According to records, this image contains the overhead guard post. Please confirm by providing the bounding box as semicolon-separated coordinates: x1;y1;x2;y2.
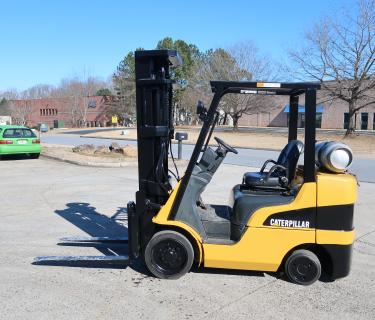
288;95;299;142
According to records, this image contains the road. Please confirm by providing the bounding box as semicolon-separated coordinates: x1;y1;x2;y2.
0;158;374;319
42;133;375;183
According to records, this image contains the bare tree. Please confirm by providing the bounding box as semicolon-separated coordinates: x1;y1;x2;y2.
21;84;55;99
55;75;108;127
190;43;278;129
0;89;20;100
9;100;33;125
289;0;375;134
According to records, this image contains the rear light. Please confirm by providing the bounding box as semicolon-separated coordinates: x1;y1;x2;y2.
0;140;13;144
32;139;40;144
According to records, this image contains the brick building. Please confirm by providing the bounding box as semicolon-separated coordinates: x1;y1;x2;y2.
10;96;110;128
238;91;375;130
7;89;375;130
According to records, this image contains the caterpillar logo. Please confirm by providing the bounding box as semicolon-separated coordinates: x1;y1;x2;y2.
270;219;310;228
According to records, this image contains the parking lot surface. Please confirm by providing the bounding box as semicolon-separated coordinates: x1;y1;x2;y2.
1;158;375;320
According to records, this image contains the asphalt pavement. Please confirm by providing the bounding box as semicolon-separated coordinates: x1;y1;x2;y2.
42;133;375;183
0;158;374;319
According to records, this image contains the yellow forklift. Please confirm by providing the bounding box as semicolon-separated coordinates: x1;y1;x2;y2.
126;50;357;285
35;50;356;286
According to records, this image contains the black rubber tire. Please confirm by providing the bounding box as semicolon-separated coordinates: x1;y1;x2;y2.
285;249;321;285
30;153;40;159
144;230;194;280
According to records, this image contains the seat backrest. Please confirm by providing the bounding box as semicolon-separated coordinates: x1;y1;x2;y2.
276;140;304;182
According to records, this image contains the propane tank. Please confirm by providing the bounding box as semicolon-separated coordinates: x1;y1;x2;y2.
315;141;353;173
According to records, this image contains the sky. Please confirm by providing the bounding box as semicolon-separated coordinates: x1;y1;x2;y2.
0;0;355;91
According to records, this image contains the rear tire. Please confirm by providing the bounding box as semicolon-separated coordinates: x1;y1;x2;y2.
30;153;40;159
144;230;194;279
285;249;321;285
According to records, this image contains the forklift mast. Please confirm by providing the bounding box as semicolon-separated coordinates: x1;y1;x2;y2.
128;50;182;258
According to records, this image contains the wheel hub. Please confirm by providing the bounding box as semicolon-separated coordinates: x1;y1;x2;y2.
152;239;187;275
290;257;318;283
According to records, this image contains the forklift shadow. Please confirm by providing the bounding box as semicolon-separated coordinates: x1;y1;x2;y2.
191;267;267;278
44;203;291;280
48;202;130;269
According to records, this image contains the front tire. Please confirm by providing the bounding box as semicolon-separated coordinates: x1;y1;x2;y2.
144;230;194;279
285;249;321;285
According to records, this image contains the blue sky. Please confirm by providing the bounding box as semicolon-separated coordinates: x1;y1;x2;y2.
0;0;354;91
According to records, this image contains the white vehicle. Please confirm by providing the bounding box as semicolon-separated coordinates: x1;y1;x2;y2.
0;116;12;125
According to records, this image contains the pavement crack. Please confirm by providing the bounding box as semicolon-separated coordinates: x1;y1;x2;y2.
355;228;375;241
198;278;278;320
357;239;375;247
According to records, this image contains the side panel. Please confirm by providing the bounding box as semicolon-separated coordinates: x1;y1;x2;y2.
248;182;317;228
203;183;317;271
203;227;315;271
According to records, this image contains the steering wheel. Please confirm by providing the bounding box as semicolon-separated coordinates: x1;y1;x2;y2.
214;137;238;154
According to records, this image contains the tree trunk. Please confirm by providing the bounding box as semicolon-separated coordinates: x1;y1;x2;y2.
346;101;356;136
232;115;239;131
223;113;228;125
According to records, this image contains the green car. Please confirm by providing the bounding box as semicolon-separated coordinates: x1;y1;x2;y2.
0;125;41;159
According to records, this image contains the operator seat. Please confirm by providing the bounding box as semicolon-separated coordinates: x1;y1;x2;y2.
243;140;304;189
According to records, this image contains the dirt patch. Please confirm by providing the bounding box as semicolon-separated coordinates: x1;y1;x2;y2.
41;143;137;166
71;143;138;158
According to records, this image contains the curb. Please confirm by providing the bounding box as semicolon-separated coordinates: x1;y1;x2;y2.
40;153;137;168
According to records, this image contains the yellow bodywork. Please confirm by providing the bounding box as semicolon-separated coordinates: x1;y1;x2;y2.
316;172;357;206
152;172;357;272
203;228;315;271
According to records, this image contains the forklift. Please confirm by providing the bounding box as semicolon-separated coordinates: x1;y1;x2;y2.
35;50;356;285
126;50;357;285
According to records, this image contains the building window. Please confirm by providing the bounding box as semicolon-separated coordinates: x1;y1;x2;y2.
298;114;305;128
316;113;322;128
40;108;58;116
361;112;368;130
88;100;97;108
344;113;349;129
